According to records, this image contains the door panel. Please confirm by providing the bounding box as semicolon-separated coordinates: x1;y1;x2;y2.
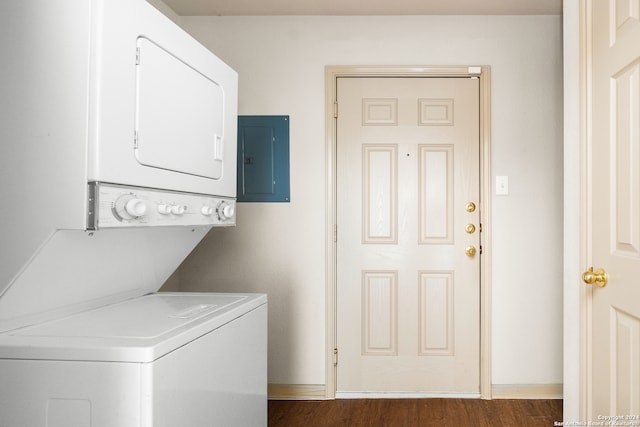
135;37;224;180
362;144;398;243
336;77;480;393
419;145;454;244
588;0;640;417
362;270;398;355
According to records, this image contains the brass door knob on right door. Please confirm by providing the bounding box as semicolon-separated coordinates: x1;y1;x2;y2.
582;267;608;288
465;246;476;257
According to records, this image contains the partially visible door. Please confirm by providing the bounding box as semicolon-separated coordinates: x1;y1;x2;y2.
336;77;480;394
586;0;640;417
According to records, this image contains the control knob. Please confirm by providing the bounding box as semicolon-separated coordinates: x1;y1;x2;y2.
113;194;148;221
171;204;186;215
125;198;147;217
201;206;214;216
157;204;172;215
217;201;235;221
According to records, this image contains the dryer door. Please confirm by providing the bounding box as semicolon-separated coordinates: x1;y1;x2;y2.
134;37;224;180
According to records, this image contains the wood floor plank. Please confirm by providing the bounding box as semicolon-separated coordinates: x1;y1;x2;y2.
268;399;563;427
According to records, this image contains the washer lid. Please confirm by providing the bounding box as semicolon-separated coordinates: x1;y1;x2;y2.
0;292;266;363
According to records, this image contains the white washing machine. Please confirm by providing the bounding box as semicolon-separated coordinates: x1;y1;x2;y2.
0;292;267;427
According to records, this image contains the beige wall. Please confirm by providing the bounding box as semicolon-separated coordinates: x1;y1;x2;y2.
168;15;563;388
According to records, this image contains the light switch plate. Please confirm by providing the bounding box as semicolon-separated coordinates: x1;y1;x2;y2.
496;176;509;195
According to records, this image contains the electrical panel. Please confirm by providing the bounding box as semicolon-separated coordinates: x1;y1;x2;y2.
237;116;290;202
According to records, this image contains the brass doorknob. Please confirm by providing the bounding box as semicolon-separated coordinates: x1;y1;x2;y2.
465;202;476;213
582;267;608;288
465;224;476;234
465;246;476;257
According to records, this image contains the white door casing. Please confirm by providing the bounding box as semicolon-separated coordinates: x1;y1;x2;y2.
336;69;489;397
325;66;492;399
583;0;640;419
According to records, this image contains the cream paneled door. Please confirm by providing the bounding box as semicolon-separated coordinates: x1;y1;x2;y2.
336;77;480;394
587;0;640;418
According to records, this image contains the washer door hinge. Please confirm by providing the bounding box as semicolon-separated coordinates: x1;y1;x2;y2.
334;102;338;119
333;348;338;366
136;47;141;65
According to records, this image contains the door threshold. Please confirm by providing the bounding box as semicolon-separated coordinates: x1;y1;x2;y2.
335;391;481;399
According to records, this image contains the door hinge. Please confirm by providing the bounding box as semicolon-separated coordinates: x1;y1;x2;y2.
334;102;338;119
334;224;338;242
134;131;139;149
135;47;141;65
333;348;338;366
479;245;483;255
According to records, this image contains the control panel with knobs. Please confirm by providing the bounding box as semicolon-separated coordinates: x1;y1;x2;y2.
88;182;236;230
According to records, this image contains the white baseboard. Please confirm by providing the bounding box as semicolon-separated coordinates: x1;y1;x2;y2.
491;383;563;399
268;384;327;400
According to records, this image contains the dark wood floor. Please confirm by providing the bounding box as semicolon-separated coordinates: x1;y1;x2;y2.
269;398;563;427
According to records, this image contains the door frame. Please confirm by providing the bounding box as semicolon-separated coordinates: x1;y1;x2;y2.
578;1;591;420
563;1;587;419
324;65;493;399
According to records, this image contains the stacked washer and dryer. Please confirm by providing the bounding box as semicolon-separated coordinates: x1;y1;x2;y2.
0;1;267;426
